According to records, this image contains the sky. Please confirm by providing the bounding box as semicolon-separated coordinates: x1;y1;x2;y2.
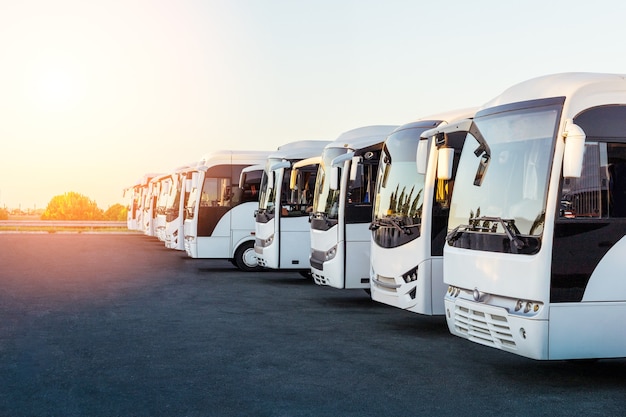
1;0;626;210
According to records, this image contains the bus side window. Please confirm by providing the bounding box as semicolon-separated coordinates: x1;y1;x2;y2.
560;142;626;219
607;143;626;217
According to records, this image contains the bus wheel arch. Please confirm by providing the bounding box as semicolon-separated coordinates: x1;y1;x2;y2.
233;240;262;272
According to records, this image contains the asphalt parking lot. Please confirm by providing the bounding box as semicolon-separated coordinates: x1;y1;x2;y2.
1;233;625;417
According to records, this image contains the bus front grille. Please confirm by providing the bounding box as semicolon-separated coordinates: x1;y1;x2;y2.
453;304;516;349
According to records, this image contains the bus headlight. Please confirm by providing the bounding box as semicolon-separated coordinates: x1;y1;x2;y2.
446;286;461;298
256;234;274;248
324;246;337;261
513;298;542;316
402;266;418;283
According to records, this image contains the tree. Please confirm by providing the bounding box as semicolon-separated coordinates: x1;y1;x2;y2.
104;203;128;221
41;192;105;220
0;207;8;220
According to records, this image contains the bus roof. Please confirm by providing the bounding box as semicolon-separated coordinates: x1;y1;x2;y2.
267;140;331;161
393;107;478;133
480;72;626;117
327;125;399;150
197;150;272;167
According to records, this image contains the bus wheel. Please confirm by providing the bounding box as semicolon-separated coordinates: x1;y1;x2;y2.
234;241;261;272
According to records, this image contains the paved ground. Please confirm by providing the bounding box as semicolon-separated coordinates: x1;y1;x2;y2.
0;234;625;417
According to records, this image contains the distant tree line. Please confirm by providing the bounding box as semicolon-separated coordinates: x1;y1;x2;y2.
40;192;127;221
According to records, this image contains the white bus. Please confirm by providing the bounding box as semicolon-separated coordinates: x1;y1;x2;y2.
183;150;270;270
369;109;477;314
124;173;160;232
155;173;173;242
254;141;330;271
165;163;199;250
143;173;168;237
310;125;398;289
444;72;626;360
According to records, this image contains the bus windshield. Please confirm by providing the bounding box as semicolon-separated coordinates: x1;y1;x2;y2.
258;158;281;215
312;148;348;221
448;102;561;251
372;127;427;248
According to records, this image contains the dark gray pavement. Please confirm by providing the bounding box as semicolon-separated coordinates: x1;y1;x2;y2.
0;234;625;417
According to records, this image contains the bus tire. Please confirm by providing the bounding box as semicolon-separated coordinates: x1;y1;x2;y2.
233;241;261;272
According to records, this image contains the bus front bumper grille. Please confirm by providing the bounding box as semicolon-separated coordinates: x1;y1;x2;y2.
453;300;516;350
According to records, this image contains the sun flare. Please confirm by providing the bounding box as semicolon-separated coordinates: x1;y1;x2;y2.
29;63;86;112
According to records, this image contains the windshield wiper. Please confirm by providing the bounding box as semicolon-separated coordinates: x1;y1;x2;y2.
476;216;526;249
369;217;418;235
447;216;526;250
446;224;466;244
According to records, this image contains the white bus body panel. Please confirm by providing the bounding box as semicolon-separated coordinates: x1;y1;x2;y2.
255;218;278;267
258;216;313;269
344;223;373;289
310;224;344;288
156;213;167;241
278;217;312;268
370;237;445;315
582;236;626;302
190;202;258;258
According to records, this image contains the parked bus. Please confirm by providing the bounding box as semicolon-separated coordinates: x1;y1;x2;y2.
444;72;626;360
164;163;199;250
310;125;398;289
183;150;270;270
254;141;330;271
369;108;477;314
155;173;173;242
143;173;168;237
124;173;160;232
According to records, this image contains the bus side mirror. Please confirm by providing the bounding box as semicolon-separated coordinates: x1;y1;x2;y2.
330;166;339;191
437;147;454;180
563;122;586;178
349;156;362;182
290;169;298;190
416;138;429;174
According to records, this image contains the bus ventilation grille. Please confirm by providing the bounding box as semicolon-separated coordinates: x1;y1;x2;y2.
453;305;516;349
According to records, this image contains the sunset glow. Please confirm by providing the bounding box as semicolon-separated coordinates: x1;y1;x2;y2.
1;0;625;211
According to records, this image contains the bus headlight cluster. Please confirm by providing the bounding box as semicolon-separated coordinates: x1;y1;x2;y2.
256;234;274;248
447;286;461;298
324;246;337;261
402;266;419;283
514;299;542;314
